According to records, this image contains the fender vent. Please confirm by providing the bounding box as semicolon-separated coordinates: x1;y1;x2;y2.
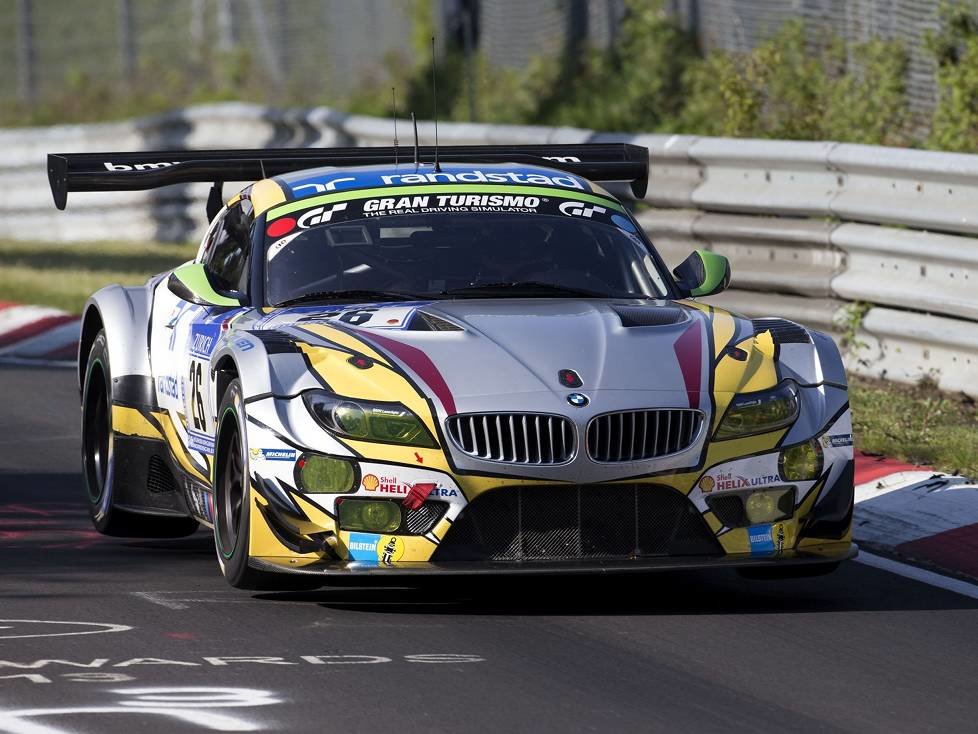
751;318;810;344
612;304;687;328
244;330;299;353
147;455;177;494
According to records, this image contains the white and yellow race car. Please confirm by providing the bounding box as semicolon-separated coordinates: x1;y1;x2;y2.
50;144;855;588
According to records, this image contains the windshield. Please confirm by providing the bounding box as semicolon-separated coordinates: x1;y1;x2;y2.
263;192;671;306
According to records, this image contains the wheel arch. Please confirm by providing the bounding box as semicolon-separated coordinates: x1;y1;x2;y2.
79;284;155;402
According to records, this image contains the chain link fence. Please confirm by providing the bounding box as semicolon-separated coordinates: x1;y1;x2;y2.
0;0;951;132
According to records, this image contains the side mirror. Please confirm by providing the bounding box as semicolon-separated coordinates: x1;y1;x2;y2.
167;263;243;307
672;250;731;298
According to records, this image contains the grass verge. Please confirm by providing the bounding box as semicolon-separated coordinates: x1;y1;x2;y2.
0;239;196;313
850;375;978;478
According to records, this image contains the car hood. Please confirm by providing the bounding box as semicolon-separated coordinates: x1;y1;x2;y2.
258;298;767;416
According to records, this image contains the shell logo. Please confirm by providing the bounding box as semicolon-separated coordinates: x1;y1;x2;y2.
361;474;379;491
698;475;715;493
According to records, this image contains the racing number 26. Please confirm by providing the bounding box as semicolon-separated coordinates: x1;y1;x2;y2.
189;360;206;431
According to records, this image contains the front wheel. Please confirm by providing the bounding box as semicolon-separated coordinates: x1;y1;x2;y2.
213;379;320;591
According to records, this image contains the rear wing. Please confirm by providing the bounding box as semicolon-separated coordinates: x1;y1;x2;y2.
47;143;649;211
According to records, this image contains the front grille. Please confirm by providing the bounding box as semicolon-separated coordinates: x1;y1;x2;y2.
446;413;575;464
586;409;703;463
433;484;721;562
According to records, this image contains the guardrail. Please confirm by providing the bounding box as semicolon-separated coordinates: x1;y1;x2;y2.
2;102;976;395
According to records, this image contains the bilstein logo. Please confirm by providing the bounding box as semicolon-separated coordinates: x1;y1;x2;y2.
297;202;348;228
559;201;606;218
104;161;180;171
567;393;589;407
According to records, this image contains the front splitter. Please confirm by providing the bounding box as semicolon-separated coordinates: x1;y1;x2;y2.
250;543;857;577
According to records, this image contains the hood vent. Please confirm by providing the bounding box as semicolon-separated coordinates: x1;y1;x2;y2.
409;311;463;331
612;304;687;328
244;330;299;354
751;318;810;344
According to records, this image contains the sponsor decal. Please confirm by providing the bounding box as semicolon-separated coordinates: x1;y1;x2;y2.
233;337;255;352
380;535;405;565
266;216;296;238
297;202;348;228
103;160;179;171
360;474;457;498
186;485;213;522
709;471;780;491
698;475;715;493
821;433;853;449
747;524;776;555
189;323;220;359
362;193;540;214
558;200;607;218
249;448;297;462
291;176;356;196
156;375;179;399
347;532;381;561
611;213;637;232
379;169;584;189
774;522;786;554
567;392;589;407
187;430;215;455
403;483;436;511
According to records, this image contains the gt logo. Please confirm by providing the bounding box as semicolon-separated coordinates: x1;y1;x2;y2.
292;177;356;195
297;202;348;228
559;201;606;218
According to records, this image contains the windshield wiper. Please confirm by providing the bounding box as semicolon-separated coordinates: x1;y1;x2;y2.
440;281;617;299
275;289;424;307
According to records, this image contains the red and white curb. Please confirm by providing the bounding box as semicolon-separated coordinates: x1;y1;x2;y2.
854;453;978;587
0;302;79;364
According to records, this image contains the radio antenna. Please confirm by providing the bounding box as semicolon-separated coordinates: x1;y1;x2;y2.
392;87;399;165
431;36;441;172
411;112;419;167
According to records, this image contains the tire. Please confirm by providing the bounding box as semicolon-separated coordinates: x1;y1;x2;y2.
81;330;199;538
213;378;321;591
737;562;841;580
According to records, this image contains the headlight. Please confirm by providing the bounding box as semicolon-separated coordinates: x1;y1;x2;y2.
303;391;438;448
715;380;800;440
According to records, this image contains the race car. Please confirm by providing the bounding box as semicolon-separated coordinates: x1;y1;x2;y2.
49;143;856;589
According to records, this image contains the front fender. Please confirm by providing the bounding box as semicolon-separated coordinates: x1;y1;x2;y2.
81;281;156;404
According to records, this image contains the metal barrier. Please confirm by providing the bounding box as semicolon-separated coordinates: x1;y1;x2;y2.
2;103;976;394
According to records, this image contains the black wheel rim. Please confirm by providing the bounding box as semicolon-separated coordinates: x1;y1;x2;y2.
219;427;245;556
83;367;110;503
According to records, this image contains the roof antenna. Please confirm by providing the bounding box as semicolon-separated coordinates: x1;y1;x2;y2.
431;36;441;172
392;87;399;165
411;112;420;167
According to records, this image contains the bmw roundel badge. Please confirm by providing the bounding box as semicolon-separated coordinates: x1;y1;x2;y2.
567;393;589;407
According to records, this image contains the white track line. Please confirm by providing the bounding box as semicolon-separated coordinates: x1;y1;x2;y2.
856;551;978;600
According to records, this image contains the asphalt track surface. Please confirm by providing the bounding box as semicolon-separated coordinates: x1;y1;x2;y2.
3;364;978;733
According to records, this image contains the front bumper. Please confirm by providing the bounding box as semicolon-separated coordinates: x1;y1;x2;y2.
250;542;857;577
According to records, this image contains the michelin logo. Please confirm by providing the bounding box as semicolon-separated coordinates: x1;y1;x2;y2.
249;448;297;462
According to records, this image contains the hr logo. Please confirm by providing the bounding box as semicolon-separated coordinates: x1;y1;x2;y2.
558;201;606;219
292;177;356;195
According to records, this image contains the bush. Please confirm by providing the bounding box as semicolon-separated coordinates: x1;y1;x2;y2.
927;1;978;152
